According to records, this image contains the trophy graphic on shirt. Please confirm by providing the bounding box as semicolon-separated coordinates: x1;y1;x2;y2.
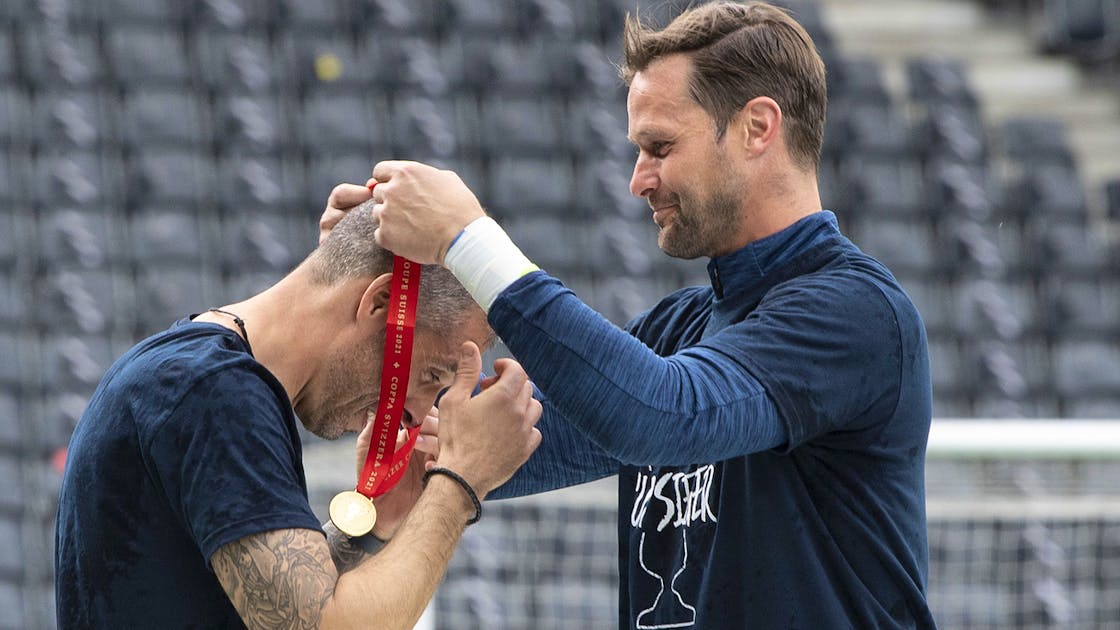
635;530;697;629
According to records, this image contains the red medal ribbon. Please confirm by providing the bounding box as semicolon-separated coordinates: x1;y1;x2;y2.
356;253;422;498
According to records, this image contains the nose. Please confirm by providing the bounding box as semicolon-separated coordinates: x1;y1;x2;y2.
629;153;659;199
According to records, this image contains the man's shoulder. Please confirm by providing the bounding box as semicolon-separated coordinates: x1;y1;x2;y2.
626;285;711;340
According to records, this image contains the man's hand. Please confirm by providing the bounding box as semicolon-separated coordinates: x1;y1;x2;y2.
368;161;487;265
434;343;542;498
319;183;372;245
355;409;439;540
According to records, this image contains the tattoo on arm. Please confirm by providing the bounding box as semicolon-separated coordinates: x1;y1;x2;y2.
323;520;387;575
211;528;337;630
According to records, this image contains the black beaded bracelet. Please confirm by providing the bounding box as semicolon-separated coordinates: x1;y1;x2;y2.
423;467;482;525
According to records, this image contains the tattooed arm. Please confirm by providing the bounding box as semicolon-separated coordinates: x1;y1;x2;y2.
210;344;543;630
211;475;476;630
323;520;385;575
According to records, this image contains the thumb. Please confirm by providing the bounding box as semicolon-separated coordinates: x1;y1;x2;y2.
445;342;482;403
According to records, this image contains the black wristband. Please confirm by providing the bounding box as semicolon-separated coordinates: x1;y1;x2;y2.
423;467;482;526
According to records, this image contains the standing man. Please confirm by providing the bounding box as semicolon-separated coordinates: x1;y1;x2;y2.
329;2;936;627
55;206;542;629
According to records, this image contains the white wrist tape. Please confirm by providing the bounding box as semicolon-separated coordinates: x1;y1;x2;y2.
444;216;539;313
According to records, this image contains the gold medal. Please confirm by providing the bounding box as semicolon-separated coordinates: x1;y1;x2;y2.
329;490;377;537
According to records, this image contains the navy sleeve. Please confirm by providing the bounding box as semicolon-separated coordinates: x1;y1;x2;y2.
143;367;322;564
488;273;787;467
488;385;619;500
730;270;907;449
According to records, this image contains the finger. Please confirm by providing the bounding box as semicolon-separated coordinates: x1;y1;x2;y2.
443;342;482;405
372;160;417;183
528;427;543;452
414;434;439;456
490;357;529;396
326;183;373;211
478;374;499;391
419;411;439;437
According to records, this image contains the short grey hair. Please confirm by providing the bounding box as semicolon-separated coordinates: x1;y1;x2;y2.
307;200;481;333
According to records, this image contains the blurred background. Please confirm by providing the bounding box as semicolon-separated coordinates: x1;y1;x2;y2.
1;0;1119;627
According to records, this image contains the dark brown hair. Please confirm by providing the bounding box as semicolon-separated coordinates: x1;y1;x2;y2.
621;1;827;171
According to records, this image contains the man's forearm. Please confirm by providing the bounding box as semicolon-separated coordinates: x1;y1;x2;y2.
318;475;478;630
323;521;386;575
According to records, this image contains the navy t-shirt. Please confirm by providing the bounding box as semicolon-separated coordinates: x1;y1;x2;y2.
55;319;322;629
490;212;937;628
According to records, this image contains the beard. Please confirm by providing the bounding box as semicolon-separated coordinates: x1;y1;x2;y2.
298;337;382;441
655;180;743;260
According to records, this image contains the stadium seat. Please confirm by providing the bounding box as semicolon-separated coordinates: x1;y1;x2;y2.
194;31;277;93
95;0;185;25
951;278;1036;341
134;266;221;335
212;94;288;153
0;512;23;575
487;157;575;218
217;214;309;274
898;275;954;337
36;208;127;270
0;275;28;331
215;153;307;215
573;156;648;221
32;149;124;206
927;334;977;403
120;88;212;148
914;105;988;165
1026;216;1116;278
1040;0;1120;65
841;101;914;158
451;36;557;94
566;96;630;158
35;269;135;335
388;94;472;157
0;389;20;452
304;151;384;212
514;0;587;39
125;149;217;209
478;95;564;157
365;35;454;95
279;33;373;93
0;332;38;397
1104;177;1120;220
843;158;926;219
192;0;270;32
436;0;516;35
31;89;118;150
273;0;348;33
355;0;439;36
129;208;211;265
1041;278;1120;337
924;160;998;222
1004;162;1089;222
1053;339;1120;395
297;91;390;154
0;149;22;206
828;56;892;107
1001;117;1076;166
502;217;602;275
0;29;15;84
38;335;117;393
105;25;192;87
0;85;32;147
18;27;107;88
906;56;980;109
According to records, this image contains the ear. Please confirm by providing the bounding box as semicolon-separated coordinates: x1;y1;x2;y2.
734;96;782;157
356;272;394;328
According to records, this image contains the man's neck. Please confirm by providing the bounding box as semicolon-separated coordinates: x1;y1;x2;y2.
197;269;348;408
